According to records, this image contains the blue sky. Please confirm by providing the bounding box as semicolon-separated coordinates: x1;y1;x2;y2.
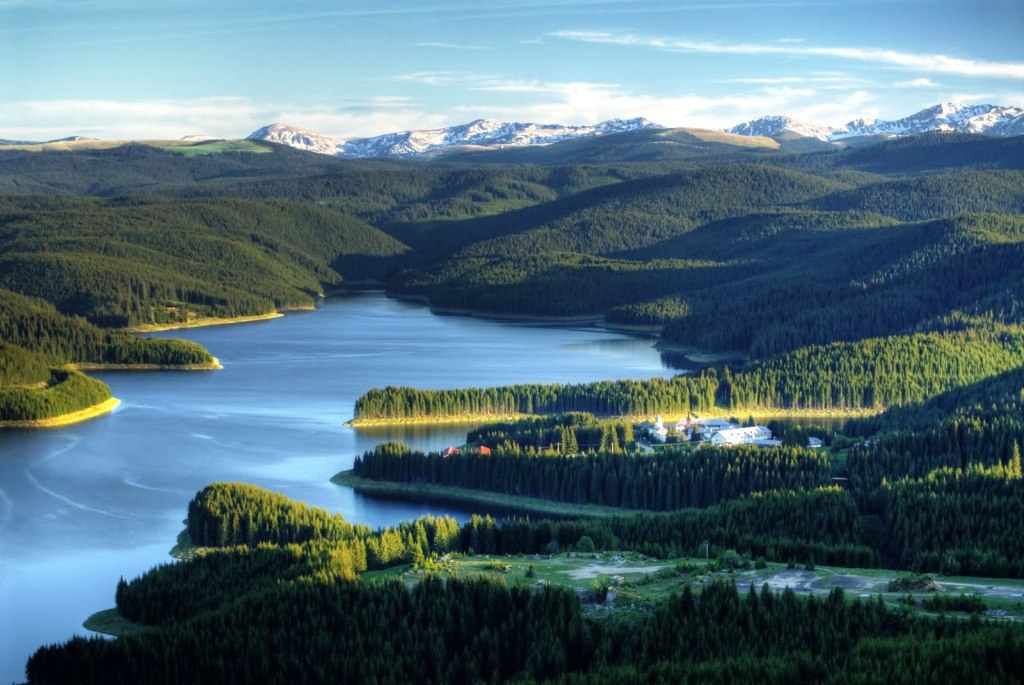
1;0;1022;140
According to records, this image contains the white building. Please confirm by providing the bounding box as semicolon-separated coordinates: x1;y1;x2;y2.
696;418;737;437
710;425;775;447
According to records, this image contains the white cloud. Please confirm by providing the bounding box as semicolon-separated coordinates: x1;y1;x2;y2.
445;80;834;129
730;77;808;84
6;79;1014;143
945;92;997;104
786;90;881;126
397;71;496;87
895;78;940;88
553;30;1024;79
0;97;449;141
414;41;488;50
0;97;263;140
729;73;865;89
396;70;887;129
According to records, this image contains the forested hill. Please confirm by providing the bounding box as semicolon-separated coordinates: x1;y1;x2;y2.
353;323;1024;420
1;133;1023;422
0;142;363;195
0;289;215;423
0;289;212;366
0;195;407;327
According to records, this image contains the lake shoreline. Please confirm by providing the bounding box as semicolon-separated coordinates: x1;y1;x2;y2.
390;293;605;324
347;413;528;428
71;357;223;371
83;608;145;638
0;397;121;429
123;311;289;333
349;406;880;427
331;470;626;518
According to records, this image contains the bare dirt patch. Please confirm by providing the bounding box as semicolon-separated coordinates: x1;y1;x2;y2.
567;564;668;580
759;569;817;592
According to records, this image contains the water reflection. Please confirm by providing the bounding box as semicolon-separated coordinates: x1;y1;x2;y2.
0;292;679;681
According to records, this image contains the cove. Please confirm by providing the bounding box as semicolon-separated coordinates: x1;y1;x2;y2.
0;292;683;683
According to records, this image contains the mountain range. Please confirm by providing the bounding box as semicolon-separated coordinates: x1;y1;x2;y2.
4;102;1020;160
727;102;1024;142
245;102;1022;160
247;117;660;159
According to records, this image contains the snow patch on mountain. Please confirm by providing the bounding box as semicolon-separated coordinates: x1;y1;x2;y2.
248;118;661;159
726;115;839;141
728;103;1024;142
247;123;347;156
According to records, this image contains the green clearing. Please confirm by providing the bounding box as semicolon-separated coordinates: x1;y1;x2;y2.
82;608;147;637
160;140;271;156
374;551;1024;622
361;564;413;583
331;470;629;518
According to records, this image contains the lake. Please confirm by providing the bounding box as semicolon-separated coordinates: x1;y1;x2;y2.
0;292;683;682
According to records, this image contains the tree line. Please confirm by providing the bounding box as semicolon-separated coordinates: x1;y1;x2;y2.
354;324;1024;419
28;542;1022;684
0;288;213;422
0;368;110;421
464;412;635;453
0;288;213;366
353;441;832;511
189;482;875;570
0;195;406;327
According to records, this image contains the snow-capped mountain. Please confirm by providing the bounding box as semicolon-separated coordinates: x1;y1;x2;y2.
726;115;838;141
728;103;1024;142
247;124;347;156
247;118;661;159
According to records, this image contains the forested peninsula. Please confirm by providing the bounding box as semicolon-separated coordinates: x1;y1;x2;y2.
0;289;221;424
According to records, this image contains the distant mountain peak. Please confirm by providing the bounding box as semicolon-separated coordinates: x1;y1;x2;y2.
726;115;838;141
46;135;98;143
247;117;662;159
246;123;346;156
728;102;1024;142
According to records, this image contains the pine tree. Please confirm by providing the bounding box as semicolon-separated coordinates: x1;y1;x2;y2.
1009;442;1022;479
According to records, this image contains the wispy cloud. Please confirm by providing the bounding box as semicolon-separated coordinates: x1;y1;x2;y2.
552;30;1024;79
0;97;449;141
396;68;901;128
729;73;864;88
894;77;940;88
414;41;489;50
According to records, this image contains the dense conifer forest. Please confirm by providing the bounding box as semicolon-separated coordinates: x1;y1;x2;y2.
5;132;1024;681
353;323;1024;418
354;440;833;511
24;483;1023;684
0;289;215;421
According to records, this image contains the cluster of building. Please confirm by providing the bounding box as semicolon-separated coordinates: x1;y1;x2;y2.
440;445;491;457
638;415;823;449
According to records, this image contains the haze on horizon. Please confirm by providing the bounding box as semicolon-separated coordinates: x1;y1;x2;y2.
2;0;1023;141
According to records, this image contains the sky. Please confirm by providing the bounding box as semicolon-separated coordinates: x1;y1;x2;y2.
1;0;1023;141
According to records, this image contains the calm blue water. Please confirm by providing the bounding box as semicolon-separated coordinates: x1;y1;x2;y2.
0;292;681;683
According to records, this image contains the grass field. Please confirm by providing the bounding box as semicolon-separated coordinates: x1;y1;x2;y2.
160;140;271;156
83;608;148;638
375;551;1024;621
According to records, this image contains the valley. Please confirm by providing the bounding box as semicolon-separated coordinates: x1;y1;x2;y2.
1;121;1023;683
